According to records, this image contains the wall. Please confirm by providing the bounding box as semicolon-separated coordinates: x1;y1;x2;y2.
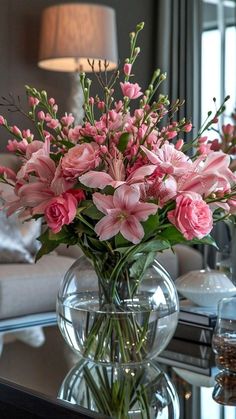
0;0;157;150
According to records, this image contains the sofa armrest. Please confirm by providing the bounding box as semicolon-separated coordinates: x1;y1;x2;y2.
56;244;82;259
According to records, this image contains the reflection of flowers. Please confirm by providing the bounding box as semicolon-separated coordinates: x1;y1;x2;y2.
58;358;180;418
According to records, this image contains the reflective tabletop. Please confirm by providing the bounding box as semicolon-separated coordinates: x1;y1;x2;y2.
0;319;235;418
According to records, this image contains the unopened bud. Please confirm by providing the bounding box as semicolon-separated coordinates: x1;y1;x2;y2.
136;22;145;31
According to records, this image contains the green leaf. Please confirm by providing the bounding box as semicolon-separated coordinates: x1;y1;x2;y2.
82;203;103;220
160;226;186;244
129;251;156;279
137;239;170;253
87;237;107;251
59;139;75;149
48;228;71;241
117;132;130;153
115;233;130;249
143;214;159;240
190;234;218;248
35;229;60;261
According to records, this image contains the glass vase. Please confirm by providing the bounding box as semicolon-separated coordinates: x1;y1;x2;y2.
58;358;180;419
57;252;179;365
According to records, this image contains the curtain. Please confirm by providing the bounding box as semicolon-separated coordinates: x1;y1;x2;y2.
153;0;203;139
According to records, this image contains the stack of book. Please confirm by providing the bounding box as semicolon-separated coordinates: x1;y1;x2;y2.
174;300;217;345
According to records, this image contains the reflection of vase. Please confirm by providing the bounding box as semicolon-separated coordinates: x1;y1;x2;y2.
58;358;180;418
57;253;179;365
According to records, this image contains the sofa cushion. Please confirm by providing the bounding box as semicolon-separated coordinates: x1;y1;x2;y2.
0;208;41;263
0;254;75;319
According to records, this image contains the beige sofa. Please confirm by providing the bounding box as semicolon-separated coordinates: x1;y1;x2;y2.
0;153;203;320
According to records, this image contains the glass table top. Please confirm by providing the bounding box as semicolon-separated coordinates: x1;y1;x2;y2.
0;318;235;419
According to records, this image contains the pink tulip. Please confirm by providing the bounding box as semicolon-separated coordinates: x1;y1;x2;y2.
93;184;158;243
167;192;213;240
120;82;143;99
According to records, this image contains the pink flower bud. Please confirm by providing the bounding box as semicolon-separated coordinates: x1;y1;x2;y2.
175;139;184;150
212;117;218;123
97;101;105;110
166;130;177;140
47;118;60;129
123;63;132;76
222;124;234;136
53;104;58;112
0;115;5;125
120;82;143;100
38;111;45;121
100;145;108;154
210;139;221;151
89;97;95;105
12;125;22;137
184;123;192;133
48;98;55;106
198;136;208;144
28;96;39;107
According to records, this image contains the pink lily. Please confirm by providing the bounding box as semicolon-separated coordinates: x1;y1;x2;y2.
79;165;157;189
93;184;158;244
141;143;191;177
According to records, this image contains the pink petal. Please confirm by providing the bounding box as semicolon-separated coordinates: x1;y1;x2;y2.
93;192;114;214
95;215;120;240
120;215;144;244
132;202;158;221
140;146;159;164
127;165;157;183
79;171;113;189
113;184;140;210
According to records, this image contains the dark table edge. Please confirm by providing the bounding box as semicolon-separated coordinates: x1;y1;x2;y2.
0;377;108;419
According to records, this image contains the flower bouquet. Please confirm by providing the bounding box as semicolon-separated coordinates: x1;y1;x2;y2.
0;22;236;370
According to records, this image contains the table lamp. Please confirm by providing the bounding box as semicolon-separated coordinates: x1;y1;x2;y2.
38;3;118;121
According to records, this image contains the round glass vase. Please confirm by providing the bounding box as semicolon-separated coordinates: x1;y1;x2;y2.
57;253;179;365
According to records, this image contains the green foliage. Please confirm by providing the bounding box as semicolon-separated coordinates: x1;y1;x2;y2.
129;251;156;279
117;132;130;153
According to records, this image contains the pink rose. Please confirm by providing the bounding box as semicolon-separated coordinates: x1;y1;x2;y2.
120;82;143;99
44;193;77;233
167;192;213;240
61;143;100;180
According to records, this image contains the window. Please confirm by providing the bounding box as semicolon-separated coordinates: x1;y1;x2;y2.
201;0;236;138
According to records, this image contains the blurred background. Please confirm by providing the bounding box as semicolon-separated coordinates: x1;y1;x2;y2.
0;0;235;149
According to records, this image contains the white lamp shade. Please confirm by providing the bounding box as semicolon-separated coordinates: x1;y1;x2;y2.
38;3;118;72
